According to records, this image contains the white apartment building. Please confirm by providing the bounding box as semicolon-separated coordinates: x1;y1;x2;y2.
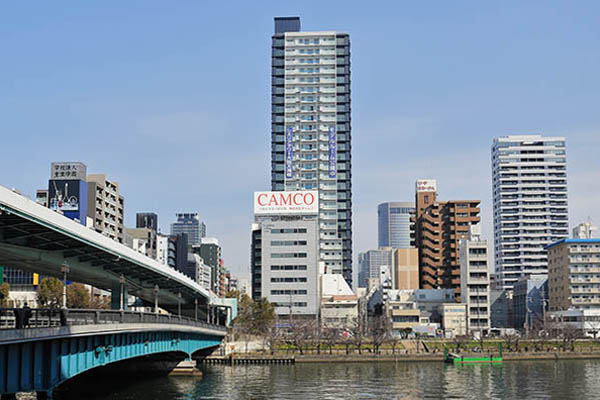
491;135;569;290
271;17;352;285
548;238;600;311
460;225;491;336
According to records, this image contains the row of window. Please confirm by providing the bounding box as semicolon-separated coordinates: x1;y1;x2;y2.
271;290;308;295
271;228;307;234
270;277;307;283
271;240;307;246
271;265;308;271
271;253;308;258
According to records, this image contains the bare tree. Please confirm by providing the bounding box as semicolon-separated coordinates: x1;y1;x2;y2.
502;333;521;352
288;319;313;355
369;315;390;355
321;327;338;355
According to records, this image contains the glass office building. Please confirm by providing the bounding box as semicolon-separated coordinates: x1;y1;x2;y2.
378;202;415;249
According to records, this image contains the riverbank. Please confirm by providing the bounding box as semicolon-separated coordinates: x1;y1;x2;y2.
214;351;600;363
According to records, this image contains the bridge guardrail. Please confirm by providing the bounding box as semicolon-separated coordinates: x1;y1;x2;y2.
0;308;227;332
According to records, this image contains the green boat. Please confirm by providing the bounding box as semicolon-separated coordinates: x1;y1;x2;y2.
444;343;503;364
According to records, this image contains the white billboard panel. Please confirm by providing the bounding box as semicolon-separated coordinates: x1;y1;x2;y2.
254;191;319;215
416;179;437;192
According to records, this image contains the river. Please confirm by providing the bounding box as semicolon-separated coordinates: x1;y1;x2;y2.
51;360;600;399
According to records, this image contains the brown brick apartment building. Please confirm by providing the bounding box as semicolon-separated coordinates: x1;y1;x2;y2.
413;180;480;300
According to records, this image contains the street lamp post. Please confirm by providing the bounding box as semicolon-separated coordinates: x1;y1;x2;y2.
194;298;198;321
61;263;70;309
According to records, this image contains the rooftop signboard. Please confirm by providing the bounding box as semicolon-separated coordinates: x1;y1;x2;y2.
416;179;437;193
254;190;319;215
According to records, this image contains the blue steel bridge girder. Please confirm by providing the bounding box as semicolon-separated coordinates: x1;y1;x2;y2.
0;330;222;396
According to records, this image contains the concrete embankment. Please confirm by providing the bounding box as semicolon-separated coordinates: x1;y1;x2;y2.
214;352;600;363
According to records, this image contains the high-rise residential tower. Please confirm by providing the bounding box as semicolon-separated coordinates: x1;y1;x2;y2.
491;135;569;290
378;202;415;248
271;17;353;285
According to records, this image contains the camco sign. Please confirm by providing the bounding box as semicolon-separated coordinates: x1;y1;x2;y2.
254;191;319;215
416;179;437;192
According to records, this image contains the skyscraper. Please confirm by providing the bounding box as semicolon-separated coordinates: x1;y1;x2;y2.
491;135;569;290
378;202;415;248
170;213;205;246
271;17;353;285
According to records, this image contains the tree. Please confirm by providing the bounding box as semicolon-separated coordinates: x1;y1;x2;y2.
369;315;390;355
67;283;91;309
349;318;365;354
90;294;111;310
321;327;338;355
225;289;241;300
0;282;10;307
37;277;64;308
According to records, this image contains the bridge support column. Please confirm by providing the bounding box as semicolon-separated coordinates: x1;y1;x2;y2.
111;284;128;311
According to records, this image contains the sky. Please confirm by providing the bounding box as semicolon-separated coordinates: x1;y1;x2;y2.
1;1;599;282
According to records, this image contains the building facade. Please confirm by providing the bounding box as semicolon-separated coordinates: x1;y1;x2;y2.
251;190;321;317
170;213;205;246
193;238;222;294
492;135;569;290
86;174;125;243
513;274;548;332
271;16;353;285
459;225;491;336
393;248;419;290
378;202;415;248
358;249;393;289
413;179;481;300
547;238;600;311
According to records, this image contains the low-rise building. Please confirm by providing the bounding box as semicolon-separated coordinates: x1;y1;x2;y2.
320;274;358;327
440;303;467;337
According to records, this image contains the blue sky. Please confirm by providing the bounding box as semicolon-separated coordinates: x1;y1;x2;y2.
1;1;599;280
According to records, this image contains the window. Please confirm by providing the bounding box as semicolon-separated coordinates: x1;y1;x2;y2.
271;253;308;258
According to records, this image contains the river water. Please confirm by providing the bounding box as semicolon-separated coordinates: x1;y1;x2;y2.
53;360;600;399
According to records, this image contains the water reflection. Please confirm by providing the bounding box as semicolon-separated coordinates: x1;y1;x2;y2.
47;360;600;400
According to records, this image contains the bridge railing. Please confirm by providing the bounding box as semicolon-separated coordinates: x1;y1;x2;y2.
0;308;227;332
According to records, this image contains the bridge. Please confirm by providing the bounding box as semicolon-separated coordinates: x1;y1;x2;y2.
0;185;236;398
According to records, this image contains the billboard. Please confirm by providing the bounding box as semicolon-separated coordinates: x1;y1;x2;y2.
328;126;337;178
48;180;88;225
50;162;87;180
416;179;437;193
254;191;319;215
285;127;294;179
49;180;83;211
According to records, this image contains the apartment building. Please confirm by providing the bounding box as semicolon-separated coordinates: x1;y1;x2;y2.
492;135;569;290
548;238;600;311
86;174;125;243
271;16;353;285
413;179;481;300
